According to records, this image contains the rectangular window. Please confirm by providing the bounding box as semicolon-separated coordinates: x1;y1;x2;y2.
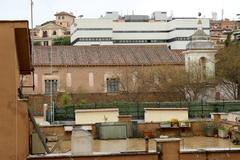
89;72;94;87
66;73;72;88
43;41;48;46
107;78;119;93
45;79;58;95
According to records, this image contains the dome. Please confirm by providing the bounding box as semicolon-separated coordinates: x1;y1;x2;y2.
191;29;209;41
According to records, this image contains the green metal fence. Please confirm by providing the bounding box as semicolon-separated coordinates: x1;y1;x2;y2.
51;101;240;121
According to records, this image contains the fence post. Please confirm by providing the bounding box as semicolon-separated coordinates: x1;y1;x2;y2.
201;100;204;118
137;101;140;119
222;99;225;112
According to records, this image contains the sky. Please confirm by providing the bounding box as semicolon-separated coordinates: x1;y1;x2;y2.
0;0;240;27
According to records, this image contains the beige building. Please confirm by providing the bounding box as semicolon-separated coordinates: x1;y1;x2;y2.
55;11;76;28
32;11;75;46
0;21;32;160
32;21;68;46
24;45;184;96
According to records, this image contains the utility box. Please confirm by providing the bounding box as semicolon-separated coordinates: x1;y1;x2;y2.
31;133;46;154
97;122;127;139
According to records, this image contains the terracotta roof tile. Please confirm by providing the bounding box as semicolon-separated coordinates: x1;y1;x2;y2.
33;45;185;66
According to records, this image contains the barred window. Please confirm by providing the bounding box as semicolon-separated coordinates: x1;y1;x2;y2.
107;78;119;93
45;79;58;95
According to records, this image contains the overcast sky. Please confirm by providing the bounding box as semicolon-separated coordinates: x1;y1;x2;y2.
1;0;239;27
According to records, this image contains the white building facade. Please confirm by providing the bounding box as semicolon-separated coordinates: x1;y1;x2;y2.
71;12;210;49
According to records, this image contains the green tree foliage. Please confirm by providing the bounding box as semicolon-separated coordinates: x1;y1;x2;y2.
60;92;72;106
33;41;41;46
52;36;71;46
216;43;240;99
224;33;232;47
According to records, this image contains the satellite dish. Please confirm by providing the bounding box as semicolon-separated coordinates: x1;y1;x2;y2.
198;12;202;17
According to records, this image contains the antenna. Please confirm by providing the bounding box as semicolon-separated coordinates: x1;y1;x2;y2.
221;9;224;20
30;0;35;91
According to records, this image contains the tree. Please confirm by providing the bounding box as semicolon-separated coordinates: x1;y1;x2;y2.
153;64;215;101
216;43;240;100
115;67;152;102
52;36;71;46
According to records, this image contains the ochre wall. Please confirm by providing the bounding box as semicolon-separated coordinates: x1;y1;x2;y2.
0;22;29;160
180;152;240;160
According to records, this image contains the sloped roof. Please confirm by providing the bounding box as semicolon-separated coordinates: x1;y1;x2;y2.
54;11;76;18
36;21;65;30
33;45;184;66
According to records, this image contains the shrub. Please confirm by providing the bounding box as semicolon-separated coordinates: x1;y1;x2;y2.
60;93;72;106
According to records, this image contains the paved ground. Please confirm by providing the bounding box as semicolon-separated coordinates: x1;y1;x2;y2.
49;136;240;153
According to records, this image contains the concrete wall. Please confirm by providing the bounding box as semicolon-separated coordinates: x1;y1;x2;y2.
144;108;188;122
0;21;30;160
75;108;119;124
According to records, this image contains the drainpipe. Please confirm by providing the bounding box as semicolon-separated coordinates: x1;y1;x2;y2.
43;103;48;121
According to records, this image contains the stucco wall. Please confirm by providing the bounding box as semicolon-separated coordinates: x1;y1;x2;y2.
75;108;119;124
144;108;188;122
0;21;30;160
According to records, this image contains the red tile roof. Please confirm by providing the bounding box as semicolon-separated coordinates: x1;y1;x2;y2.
54;11;76;18
33;45;184;66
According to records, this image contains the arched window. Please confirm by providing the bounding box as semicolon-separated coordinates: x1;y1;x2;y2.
42;31;48;37
52;30;57;35
199;57;207;80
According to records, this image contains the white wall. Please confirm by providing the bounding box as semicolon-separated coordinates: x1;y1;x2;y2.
75;108;119;124
144;108;188;122
184;50;216;77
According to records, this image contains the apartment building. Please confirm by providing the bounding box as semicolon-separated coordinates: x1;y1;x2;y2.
210;19;236;47
32;11;75;46
71;11;210;49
